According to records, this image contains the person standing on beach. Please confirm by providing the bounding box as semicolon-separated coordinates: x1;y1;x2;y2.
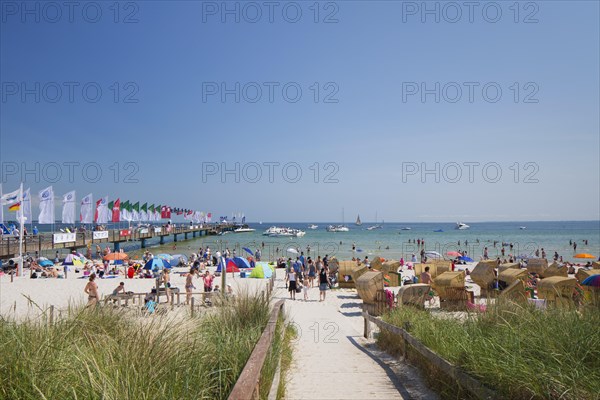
84;273;99;306
288;268;297;300
203;271;214;292
161;268;172;304
307;258;317;288
185;267;197;305
319;264;329;302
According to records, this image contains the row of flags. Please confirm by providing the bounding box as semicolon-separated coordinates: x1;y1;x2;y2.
0;185;212;225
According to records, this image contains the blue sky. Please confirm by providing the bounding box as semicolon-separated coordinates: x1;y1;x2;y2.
1;1;599;222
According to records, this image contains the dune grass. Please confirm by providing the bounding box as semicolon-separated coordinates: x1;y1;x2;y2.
380;301;600;400
0;293;271;400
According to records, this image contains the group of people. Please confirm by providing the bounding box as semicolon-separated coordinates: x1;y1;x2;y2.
284;255;332;301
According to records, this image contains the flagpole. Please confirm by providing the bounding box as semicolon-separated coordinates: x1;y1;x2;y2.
18;183;24;277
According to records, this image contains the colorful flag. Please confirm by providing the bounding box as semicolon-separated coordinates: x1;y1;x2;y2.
0;188;20;205
62;191;76;224
8;202;20;211
140;203;148;221
80;193;93;224
38;186;55;224
132;202;140;221
95;196;110;224
111;198;121;222
120;200;130;221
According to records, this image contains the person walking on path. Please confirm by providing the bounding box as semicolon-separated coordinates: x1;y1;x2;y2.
319;264;329;302
288;268;297;300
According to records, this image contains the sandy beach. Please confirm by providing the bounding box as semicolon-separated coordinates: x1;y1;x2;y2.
0;264;270;320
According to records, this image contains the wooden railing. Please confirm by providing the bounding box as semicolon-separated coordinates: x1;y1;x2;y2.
228;299;285;400
0;224;236;258
362;308;497;400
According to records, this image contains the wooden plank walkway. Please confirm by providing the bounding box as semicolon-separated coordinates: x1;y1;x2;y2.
271;270;437;400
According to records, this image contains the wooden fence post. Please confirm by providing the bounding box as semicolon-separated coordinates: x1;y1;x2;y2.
49;305;55;327
190;297;195;318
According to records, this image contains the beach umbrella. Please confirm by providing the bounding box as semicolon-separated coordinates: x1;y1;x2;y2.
574;253;596;259
232;256;251;269
249;263;273;279
581;274;600;287
37;257;49;262
103;253;129;262
144;258;171;270
458;256;474;262
286;248;298;254
242;247;254;256
39;259;54;267
424;251;443;259
447;251;461;257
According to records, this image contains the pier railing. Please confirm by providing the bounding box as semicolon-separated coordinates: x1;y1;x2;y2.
0;224;236;258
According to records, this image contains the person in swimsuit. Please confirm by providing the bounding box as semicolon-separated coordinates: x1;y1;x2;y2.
185;267;197;305
84;273;99;306
307;259;317;288
162;268;173;303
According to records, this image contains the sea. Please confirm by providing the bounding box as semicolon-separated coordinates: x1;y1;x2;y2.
16;221;600;263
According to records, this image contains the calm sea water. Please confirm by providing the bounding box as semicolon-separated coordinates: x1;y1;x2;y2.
29;221;599;263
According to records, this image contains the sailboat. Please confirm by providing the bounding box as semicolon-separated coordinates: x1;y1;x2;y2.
355;215;362;226
366;212;383;230
327;208;350;232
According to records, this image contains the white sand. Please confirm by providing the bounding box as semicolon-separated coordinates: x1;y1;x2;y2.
0;265;270;320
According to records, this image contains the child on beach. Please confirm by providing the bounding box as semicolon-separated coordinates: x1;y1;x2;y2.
303;276;309;301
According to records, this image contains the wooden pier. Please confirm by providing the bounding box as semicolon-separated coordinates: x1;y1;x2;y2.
0;224;238;260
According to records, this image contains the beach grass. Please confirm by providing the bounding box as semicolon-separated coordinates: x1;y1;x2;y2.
379;301;600;400
0;293;271;400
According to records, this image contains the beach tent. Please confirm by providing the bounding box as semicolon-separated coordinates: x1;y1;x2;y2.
156;254;174;262
39;259;54;267
63;254;86;266
144;258;171;271
170;254;188;265
249;263;273;279
232;256;251;269
458;256;474;262
424;251;443;259
215;259;240;273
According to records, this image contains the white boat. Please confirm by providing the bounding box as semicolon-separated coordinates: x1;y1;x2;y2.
264;226;305;237
400;227;411;231
234;227;255;233
366;212;383;230
308;224;318;230
327;225;349;232
519;226;526;230
456;222;470;230
355;215;362;226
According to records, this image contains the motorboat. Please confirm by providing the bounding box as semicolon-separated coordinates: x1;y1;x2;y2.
400;227;411;231
519;226;526;230
327;225;349;232
308;224;318;230
456;222;470;230
263;226;305;237
366;224;382;231
234;227;255;233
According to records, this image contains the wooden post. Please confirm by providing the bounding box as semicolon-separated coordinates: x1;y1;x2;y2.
190;297;195;318
155;277;160;303
177;292;180;305
11;272;14;283
49;305;55;327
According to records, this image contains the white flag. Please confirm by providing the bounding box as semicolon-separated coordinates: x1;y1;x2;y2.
95;196;110;224
1;187;20;205
0;184;3;224
38;186;55;224
62;191;76;224
80;193;93;224
16;188;32;223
